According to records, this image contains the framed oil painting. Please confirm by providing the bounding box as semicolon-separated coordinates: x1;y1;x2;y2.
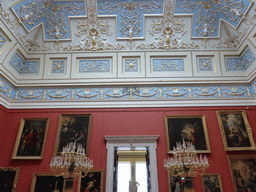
216;110;255;151
0;167;20;192
167;174;193;192
77;170;103;192
53;114;92;156
12;118;50;159
227;155;256;192
201;173;223;192
164;115;211;153
63;178;74;192
30;172;64;192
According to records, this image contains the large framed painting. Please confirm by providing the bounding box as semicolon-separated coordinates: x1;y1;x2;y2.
201;173;223;192
30;172;64;192
53;114;92;156
12;118;50;159
216;110;255;151
77;170;103;192
63;178;74;192
227;155;256;192
167;173;194;192
164;115;211;153
0;167;20;192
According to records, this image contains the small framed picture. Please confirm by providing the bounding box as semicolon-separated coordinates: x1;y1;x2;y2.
0;167;20;192
53;114;92;156
12;118;50;159
201;173;223;192
216;110;255;151
164;115;211;153
227;155;256;192
77;170;103;192
30;172;64;192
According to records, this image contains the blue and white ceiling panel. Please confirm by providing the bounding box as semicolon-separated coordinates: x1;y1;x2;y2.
11;0;86;40
97;0;163;39
174;0;253;38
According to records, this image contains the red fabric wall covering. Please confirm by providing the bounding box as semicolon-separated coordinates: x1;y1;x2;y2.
0;106;256;191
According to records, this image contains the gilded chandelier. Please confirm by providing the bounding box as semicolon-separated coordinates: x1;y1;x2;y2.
164;140;209;178
50;141;93;178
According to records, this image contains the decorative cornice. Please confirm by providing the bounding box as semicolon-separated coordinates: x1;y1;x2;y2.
0;73;256;108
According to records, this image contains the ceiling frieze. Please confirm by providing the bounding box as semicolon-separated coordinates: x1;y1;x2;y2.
0;73;256;102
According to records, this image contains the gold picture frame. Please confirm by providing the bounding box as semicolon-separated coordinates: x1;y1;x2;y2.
77;169;104;192
164;115;211;153
201;173;223;192
216;110;255;151
12;118;50;160
30;172;64;192
0;167;20;192
53;114;92;157
167;173;194;192
227;155;256;192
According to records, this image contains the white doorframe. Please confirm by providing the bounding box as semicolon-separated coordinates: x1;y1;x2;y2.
104;135;159;192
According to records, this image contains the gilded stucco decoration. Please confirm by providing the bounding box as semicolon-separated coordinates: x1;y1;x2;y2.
79;59;110;73
63;0;125;51
152;58;185;71
10;53;38;74
136;0;200;50
0;1;22;31
97;0;163;39
17;27;51;52
0;0;255;108
52;60;65;73
212;23;247;49
0;0;255;53
225;49;255;71
11;0;86;40
9;84;254;102
175;0;253;38
198;58;213;71
124;58;138;72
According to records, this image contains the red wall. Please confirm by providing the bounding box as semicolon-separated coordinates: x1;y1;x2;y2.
1;105;256;192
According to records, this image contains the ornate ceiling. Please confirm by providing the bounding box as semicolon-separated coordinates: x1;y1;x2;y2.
0;0;256;108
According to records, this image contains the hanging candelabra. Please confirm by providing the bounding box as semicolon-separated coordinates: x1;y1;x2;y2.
164;140;209;178
50;141;93;179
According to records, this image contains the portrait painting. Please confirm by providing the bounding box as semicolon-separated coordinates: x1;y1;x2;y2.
53;114;92;156
30;172;64;192
201;173;223;192
12;118;50;159
228;155;256;192
77;170;103;192
0;167;20;192
216;110;255;151
164;115;211;153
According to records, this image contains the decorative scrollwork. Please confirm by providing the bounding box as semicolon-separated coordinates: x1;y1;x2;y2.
175;0;252;37
63;0;126;51
12;0;86;40
136;0;200;50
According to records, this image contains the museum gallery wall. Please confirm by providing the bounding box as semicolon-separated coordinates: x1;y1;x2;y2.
1;105;256;192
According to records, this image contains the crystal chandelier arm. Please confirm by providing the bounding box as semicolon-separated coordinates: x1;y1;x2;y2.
50;142;93;179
